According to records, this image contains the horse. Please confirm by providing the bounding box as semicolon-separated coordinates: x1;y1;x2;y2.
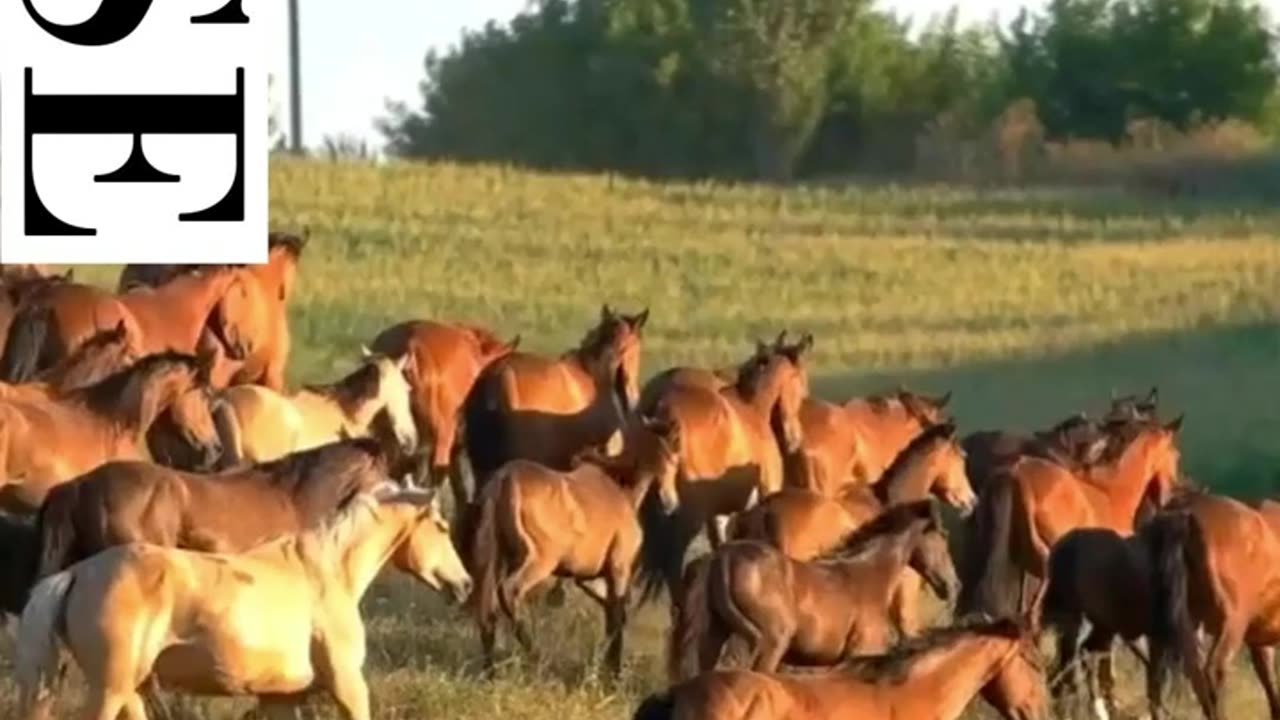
465;414;681;678
638;365;736;417
116;231;307;390
1147;490;1280;720
461;304;648;495
636;615;1033;720
0;320;138;403
1034;508;1207;720
835;386;952;485
0;351;222;513
0;269;72;360
669;500;960;682
368;319;520;507
958;416;1184;623
211;347;417;466
0;267;255;384
16;481;472;720
727;421;975;637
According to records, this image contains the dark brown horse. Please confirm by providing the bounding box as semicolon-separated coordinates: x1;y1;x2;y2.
461;305;647;493
0;268;71;360
368;319;520;506
669;500;959;681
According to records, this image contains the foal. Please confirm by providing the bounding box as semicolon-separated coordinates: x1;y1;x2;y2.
669;500;959;682
467;415;682;677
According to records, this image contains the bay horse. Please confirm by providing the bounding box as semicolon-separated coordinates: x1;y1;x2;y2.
461;304;648;492
0;269;71;360
669;500;959;681
211;347;417;466
958;416;1184;622
0;267;254;383
466;415;681;678
0;320;137;403
1147;490;1280;720
368;319;520;507
636;615;1033;720
0;351;221;513
727;421;975;637
116;231;307;390
838;386;952;485
16;481;472;720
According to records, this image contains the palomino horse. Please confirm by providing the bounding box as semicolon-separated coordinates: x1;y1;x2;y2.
1146;491;1280;720
728;421;976;637
1037;510;1202;720
0;268;254;384
634;336;810;602
636;615;1034;720
16;481;471;720
116;231;307;390
466;415;681;677
0;351;221;513
462;304;648;493
211;348;417;465
669;500;959;681
368;319;520;505
959;416;1184;621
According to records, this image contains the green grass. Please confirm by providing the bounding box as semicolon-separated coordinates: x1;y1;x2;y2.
10;157;1279;718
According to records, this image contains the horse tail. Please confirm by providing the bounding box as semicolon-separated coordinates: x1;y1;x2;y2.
635;490;698;605
1147;510;1211;712
464;471;506;627
33;485;79;582
15;570;74;703
631;692;675;720
668;553;713;684
461;367;511;495
210;395;245;468
0;302;52;382
957;471;1019;617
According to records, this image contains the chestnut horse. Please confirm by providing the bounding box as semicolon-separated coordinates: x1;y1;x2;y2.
637;615;1034;720
116;231;306;390
368;319;520;506
466;415;681;678
0;320;137;403
670;501;959;681
728;421;975;637
461;304;648;493
0;351;221;513
959;417;1184;621
0;268;253;384
1147;491;1280;720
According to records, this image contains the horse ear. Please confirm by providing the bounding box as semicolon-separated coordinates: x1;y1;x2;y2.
1165;414;1184;434
506;334;521;352
630;308;649;331
62;268;75;281
1146;386;1159;406
774;330;788;348
799;332;814;354
360;345;374;359
112;319;128;337
600;303;614;321
933;391;952;409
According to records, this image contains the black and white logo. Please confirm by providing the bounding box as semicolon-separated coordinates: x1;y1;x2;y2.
0;0;268;263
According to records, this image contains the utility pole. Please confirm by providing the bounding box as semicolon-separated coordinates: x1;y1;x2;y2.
287;0;302;154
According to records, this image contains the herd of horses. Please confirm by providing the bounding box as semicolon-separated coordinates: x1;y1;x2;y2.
0;239;1273;720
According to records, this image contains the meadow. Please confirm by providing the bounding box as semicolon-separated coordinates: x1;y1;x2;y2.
5;156;1279;718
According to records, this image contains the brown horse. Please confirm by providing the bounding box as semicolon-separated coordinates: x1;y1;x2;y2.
728;421;975;638
669;500;959;682
465;415;681;677
0;351;221;513
461;304;648;493
0;320;137;403
0;268;253;384
1037;509;1207;720
1147;491;1280;720
368;319;520;506
637;615;1033;720
959;416;1184;621
837;386;952;485
0;269;71;360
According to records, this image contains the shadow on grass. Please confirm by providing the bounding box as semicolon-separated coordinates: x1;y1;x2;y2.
813;319;1280;498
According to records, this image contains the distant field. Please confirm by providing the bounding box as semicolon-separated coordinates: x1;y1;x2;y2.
16;157;1280;718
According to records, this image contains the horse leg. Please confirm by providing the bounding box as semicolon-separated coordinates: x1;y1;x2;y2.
889;569;922;640
499;554;557;656
1051;613;1085;705
81;685;133;720
706;517;729;550
1249;645;1280;720
602;568;629;680
1202;624;1243;720
324;664;371;720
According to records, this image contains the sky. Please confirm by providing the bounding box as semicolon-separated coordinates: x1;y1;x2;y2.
274;0;1271;151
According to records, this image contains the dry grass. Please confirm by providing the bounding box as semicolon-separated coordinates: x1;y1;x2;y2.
7;157;1278;718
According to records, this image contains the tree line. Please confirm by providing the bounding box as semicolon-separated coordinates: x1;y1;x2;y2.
379;0;1277;182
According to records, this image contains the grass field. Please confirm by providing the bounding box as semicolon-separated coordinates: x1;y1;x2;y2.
3;157;1278;718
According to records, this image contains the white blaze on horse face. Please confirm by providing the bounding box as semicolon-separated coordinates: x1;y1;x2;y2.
375;355;418;453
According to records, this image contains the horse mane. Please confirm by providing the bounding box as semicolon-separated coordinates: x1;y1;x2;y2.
250;437;388;492
839;614;1023;684
874;421;956;502
72;351;197;417
817;499;938;561
1094;417;1163;465
302;360;383;416
267;231;307;259
45;324;134;391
